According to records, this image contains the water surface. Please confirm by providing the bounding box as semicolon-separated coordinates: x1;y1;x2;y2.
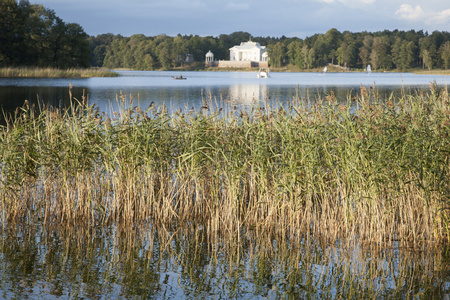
1;71;448;114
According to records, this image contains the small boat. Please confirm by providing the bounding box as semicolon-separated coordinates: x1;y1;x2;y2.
257;68;269;78
322;66;328;73
366;64;372;74
172;75;186;80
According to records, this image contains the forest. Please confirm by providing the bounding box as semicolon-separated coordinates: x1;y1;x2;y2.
2;0;450;71
90;29;450;71
0;0;90;68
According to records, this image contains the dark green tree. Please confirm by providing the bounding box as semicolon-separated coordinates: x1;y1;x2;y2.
0;0;26;66
286;40;305;69
370;36;391;70
419;36;438;69
336;33;357;68
268;42;286;68
440;41;450;69
0;0;90;68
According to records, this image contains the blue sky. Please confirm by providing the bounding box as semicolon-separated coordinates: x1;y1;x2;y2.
31;0;450;38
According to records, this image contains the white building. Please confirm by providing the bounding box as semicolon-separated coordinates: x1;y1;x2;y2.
229;40;269;63
205;50;214;63
207;40;269;68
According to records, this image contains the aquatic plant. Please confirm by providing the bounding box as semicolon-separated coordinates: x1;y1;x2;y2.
0;84;449;246
0;67;118;78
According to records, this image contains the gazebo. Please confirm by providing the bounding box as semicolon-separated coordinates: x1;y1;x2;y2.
205;50;214;63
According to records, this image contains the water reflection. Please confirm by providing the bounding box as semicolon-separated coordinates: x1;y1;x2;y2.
0;85;87;112
1;223;449;298
1;71;448;117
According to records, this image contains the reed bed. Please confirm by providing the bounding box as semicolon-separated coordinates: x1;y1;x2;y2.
0;67;118;78
0;84;449;246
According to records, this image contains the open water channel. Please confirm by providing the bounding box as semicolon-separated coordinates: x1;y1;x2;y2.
0;71;450;298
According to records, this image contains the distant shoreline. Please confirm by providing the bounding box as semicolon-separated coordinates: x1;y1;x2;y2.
0;67;119;78
1;66;449;78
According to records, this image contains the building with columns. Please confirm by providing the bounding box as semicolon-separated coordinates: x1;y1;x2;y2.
229;40;269;63
205;40;269;68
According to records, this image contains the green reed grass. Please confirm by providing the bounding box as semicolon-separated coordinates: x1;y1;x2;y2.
0;84;449;245
0;67;118;78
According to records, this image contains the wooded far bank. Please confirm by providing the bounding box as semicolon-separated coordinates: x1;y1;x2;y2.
1;1;450;72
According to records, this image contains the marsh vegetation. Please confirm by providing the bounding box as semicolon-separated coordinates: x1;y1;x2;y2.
0;85;449;297
0;67;118;78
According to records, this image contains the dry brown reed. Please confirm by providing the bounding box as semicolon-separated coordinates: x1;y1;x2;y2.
0;67;118;78
0;84;449;247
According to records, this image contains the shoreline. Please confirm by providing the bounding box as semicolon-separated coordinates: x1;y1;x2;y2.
1;66;449;78
0;67;119;78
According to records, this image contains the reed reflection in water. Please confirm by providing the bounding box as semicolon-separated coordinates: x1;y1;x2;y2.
0;223;449;299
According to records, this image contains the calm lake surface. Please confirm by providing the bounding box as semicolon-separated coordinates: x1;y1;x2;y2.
1;71;450;299
1;70;449;114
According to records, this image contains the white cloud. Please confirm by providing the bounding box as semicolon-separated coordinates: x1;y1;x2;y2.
395;4;424;21
395;4;450;25
340;0;375;4
314;0;375;8
427;9;450;25
225;2;250;11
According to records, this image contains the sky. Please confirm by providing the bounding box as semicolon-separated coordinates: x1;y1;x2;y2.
30;0;450;38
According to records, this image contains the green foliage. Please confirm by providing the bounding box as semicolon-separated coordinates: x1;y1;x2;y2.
90;29;450;71
440;41;450;69
0;0;90;68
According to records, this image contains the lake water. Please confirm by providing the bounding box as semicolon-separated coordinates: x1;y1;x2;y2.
1;70;449;115
1;71;450;298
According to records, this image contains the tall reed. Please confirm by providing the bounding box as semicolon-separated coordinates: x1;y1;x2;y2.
0;84;449;245
0;67;118;78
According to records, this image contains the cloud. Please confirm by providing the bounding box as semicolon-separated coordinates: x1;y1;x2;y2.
225;2;250;11
427;9;450;25
339;0;375;4
395;4;450;25
314;0;375;6
395;4;423;21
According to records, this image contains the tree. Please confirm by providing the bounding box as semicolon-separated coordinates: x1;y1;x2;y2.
156;38;173;69
302;45;316;69
419;37;438;69
358;35;372;68
0;0;26;66
89;33;115;67
440;41;450;69
268;42;286;68
286;40;305;69
391;38;416;70
336;33;356;68
0;0;90;68
312;28;342;66
370;36;391;70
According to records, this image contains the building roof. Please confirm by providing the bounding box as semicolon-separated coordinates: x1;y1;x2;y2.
230;41;267;51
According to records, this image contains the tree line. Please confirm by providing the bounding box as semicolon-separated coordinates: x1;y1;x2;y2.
2;0;450;71
0;0;90;68
91;29;450;71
